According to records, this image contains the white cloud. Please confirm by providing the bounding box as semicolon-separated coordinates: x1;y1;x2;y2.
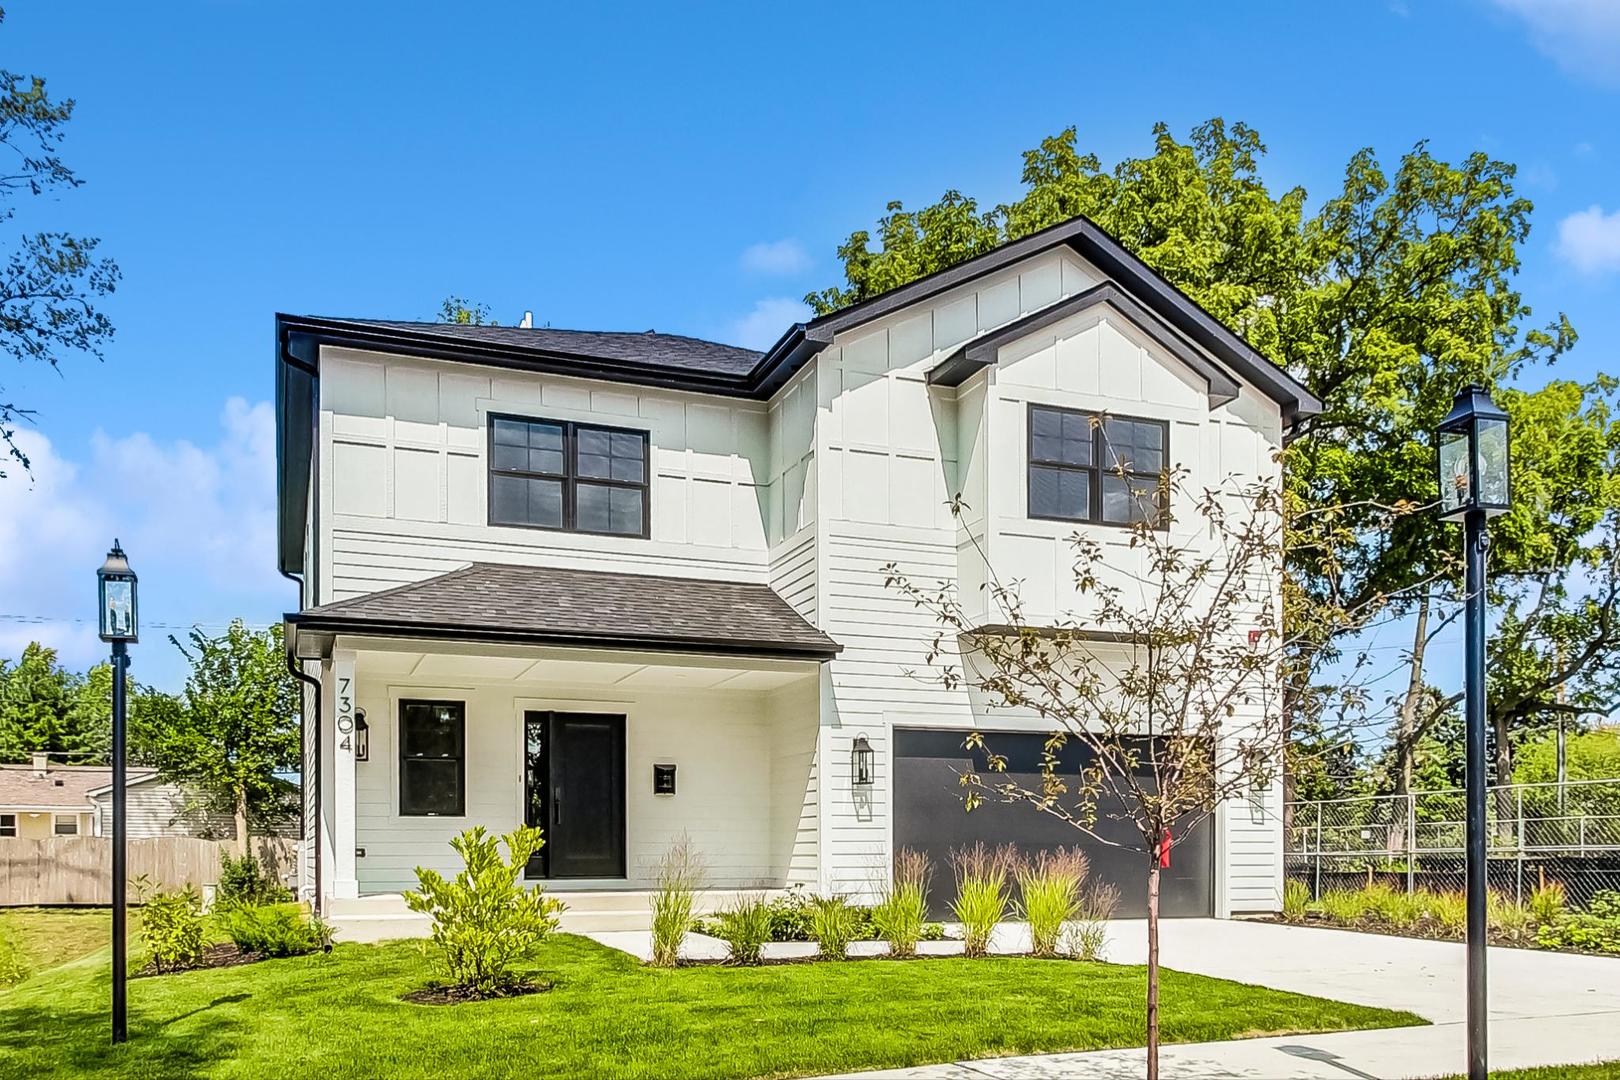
740;239;811;277
1556;205;1620;274
0;397;289;687
726;297;810;351
1491;0;1620;85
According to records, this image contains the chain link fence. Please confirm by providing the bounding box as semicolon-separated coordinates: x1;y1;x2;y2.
1286;778;1620;909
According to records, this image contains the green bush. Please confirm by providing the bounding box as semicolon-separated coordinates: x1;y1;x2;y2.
648;835;704;968
1016;849;1086;958
921;922;946;941
1425;890;1468;935
951;843;1014;958
761;887;818;941
1529;880;1567;925
1488;892;1534;944
404;825;565;994
871;849;931;958
1536;889;1620;955
1282;879;1312;922
1316;888;1367;923
215;903;332;958
712;895;773;965
141;885;207;973
0;922;27;987
811;897;860;961
217;852;293;908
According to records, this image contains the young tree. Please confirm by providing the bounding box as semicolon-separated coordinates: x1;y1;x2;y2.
0;7;120;478
886;452;1377;1079
139;622;299;847
437;295;495;325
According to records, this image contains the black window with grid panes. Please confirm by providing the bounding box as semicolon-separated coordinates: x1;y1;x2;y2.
0;814;15;837
488;416;648;537
1027;404;1167;528
399;700;466;817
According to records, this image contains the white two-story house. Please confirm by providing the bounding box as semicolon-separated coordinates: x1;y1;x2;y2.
275;216;1319;934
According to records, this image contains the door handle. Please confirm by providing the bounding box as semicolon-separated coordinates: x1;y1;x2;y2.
553;789;562;825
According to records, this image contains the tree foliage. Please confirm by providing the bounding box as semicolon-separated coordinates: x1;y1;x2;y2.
136;622;299;846
437;295;494;326
0;642;163;764
0;7;120;478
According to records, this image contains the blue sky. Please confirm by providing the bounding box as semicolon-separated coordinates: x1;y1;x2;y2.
0;0;1617;692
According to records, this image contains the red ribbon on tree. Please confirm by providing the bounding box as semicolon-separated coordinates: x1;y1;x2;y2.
1159;828;1173;868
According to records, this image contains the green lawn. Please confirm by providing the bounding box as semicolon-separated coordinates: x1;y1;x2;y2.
1446;1068;1620;1079
0;927;1422;1080
0;907;117;985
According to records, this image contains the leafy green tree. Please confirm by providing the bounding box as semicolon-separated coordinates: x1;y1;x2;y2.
0;642;74;761
437;295;494;325
138;622;299;847
0;7;120;478
1514;728;1620;784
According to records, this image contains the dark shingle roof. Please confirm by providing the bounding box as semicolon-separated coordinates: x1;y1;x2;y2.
288;563;839;661
316;319;764;377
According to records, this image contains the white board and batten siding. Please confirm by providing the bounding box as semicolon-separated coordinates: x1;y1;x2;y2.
809;246;1285;912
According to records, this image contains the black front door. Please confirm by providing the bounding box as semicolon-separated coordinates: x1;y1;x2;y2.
524;711;626;879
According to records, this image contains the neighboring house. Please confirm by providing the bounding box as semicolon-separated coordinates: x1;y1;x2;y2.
0;753;296;841
275;216;1319;929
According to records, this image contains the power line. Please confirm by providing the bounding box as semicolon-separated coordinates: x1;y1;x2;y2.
0;613;253;632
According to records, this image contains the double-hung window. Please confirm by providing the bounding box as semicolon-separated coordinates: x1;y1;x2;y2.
53;814;79;836
489;415;649;537
0;813;15;837
1027;404;1168;528
399;700;466;817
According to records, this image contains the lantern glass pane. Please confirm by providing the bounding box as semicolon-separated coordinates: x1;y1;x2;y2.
1438;430;1471;514
102;578;135;638
1476;417;1509;507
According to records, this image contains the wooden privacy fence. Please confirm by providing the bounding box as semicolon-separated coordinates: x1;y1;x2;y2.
0;836;298;906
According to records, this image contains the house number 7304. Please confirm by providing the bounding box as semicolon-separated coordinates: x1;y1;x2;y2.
336;676;355;753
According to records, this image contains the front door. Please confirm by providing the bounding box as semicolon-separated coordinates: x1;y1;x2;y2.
524;711;626;879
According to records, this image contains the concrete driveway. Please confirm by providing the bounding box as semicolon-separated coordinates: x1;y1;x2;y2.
826;918;1620;1079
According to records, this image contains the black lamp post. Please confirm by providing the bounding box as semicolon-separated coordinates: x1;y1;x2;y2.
97;540;137;1045
1436;385;1510;1080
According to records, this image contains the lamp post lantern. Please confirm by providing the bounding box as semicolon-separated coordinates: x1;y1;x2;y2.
1436;385;1510;1080
97;540;137;1045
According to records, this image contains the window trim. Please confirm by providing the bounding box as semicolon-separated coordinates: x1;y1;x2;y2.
0;813;15;837
398;699;467;818
1026;402;1169;530
52;813;79;836
486;413;651;539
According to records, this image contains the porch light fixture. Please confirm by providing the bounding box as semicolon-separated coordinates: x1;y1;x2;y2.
1436;384;1511;521
97;540;138;643
354;709;370;762
851;735;875;788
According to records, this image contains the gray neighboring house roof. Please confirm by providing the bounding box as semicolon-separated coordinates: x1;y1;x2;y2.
276;214;1322;575
0;763;156;811
285;562;842;662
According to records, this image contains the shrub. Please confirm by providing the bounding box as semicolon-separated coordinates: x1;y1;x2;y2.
760;886;818;941
1363;883;1424;928
811;897;861;960
1316;888;1367;924
1425;890;1468;936
216;903;332;958
1017;849;1088;958
712;894;773;965
217;851;293;908
871;849;931;958
404;825;565;994
649;834;705;968
921;922;947;941
1590;889;1620;919
1488;892;1534;944
951;842;1014;958
1065;880;1119;961
1529;880;1567;925
141;885;207;973
1281;879;1311;922
1536;891;1620;956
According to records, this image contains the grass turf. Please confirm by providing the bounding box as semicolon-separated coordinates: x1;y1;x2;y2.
0;907;116;985
0;928;1422;1080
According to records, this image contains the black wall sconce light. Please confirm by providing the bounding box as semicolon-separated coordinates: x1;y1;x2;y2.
851;735;875;788
354;708;369;762
653;763;677;795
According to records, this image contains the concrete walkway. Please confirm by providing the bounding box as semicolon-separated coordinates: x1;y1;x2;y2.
782;920;1620;1079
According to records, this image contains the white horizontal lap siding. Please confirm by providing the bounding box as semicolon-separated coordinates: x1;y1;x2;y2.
349;670;815;894
317;347;805;605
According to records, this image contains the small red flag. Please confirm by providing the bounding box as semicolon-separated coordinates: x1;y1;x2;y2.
1159;829;1173;868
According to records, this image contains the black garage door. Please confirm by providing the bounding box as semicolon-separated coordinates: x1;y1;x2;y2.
893;727;1214;918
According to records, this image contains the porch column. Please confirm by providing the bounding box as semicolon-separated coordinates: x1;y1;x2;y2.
320;650;359;901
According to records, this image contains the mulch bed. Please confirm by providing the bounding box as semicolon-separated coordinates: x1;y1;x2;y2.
401;981;553;1005
673;950;1082;968
1263;913;1591;954
135;942;267;978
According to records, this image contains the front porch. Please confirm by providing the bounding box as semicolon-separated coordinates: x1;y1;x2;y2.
284;561;841;920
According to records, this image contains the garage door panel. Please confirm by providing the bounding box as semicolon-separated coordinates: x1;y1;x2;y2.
893;727;1213;918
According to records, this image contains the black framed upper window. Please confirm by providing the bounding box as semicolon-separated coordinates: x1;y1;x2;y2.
399;700;466;817
1028;404;1168;528
488;415;648;537
0;813;16;837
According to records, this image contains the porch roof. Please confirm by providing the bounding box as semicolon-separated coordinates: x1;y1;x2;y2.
285;562;841;662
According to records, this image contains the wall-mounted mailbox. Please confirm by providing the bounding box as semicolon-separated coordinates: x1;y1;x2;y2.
653;763;677;795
